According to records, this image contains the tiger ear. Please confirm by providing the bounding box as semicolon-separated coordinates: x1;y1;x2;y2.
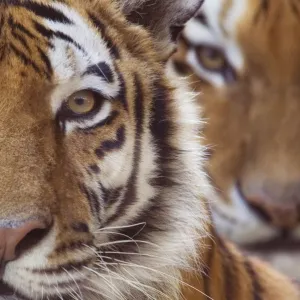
119;0;205;59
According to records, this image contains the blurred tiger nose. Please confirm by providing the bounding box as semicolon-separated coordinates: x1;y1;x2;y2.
0;220;48;269
240;180;300;228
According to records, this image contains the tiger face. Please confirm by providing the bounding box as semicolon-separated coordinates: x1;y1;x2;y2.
0;0;209;299
173;0;300;246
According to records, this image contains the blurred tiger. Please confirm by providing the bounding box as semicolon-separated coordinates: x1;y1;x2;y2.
172;0;300;253
0;0;298;300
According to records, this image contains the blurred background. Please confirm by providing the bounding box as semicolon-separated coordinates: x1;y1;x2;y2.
172;0;300;283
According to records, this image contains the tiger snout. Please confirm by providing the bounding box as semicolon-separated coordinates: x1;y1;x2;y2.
0;219;50;276
239;179;300;229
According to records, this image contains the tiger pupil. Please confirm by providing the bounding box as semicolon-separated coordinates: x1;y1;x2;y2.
75;97;85;106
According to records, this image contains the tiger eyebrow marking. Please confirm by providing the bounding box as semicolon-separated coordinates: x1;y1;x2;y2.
83;62;114;83
7;0;72;24
33;21;87;55
88;12;120;59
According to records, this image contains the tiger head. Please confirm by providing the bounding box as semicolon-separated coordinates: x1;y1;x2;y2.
173;0;300;246
0;0;209;299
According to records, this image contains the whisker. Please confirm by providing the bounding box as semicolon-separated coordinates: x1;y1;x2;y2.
94;231;141;252
98;259;213;300
95;222;146;233
97;239;160;249
88;266;156;300
62;268;83;300
83;266;126;300
101;251;177;264
122;267;174;300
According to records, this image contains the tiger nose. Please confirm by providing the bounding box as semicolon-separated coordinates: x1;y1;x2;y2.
0;220;47;265
240;181;300;228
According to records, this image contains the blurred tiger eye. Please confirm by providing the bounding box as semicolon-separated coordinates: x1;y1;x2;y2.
67;90;96;115
196;46;226;71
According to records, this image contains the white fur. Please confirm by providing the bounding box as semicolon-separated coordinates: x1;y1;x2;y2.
211;185;280;245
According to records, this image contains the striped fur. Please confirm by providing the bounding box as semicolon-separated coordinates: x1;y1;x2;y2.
0;0;210;299
0;1;298;300
181;226;299;300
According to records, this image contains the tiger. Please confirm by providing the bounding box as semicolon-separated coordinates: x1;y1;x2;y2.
172;0;300;274
0;0;299;300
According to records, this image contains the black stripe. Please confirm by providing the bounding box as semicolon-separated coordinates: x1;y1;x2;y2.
116;66;128;110
10;1;72;24
71;222;90;233
79;110;119;134
0;15;4;37
11;30;31;53
31;258;93;274
261;0;269;12
254;0;269;23
107;187;123;205
8;16;36;39
149;81;177;188
54;239;93;254
99;183;123;205
83;62;114;83
9;43;50;78
203;237;215;299
172;60;191;75
290;0;300;18
88;164;101;174
0;17;5;62
34;21;86;54
105;73;145;225
88;12;120;59
217;237;237;300
33;21;54;39
80;184;101;220
95;126;126;158
55;30;87;54
244;259;263;300
37;46;53;76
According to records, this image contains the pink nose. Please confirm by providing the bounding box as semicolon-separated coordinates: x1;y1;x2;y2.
0;220;47;264
240;180;300;229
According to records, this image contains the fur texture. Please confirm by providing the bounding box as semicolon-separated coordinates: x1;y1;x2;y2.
0;0;209;299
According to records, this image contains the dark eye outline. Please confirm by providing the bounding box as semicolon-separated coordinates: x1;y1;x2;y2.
58;89;106;122
195;45;237;84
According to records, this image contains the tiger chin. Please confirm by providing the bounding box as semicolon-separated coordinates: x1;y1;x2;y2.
0;1;299;300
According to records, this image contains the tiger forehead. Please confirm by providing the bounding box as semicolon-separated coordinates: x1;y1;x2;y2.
237;0;300;75
0;7;50;79
0;0;123;82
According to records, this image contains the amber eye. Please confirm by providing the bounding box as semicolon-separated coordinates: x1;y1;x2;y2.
66;90;96;115
196;46;226;71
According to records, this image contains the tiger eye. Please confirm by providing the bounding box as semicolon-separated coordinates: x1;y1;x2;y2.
196;46;226;71
67;90;96;115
